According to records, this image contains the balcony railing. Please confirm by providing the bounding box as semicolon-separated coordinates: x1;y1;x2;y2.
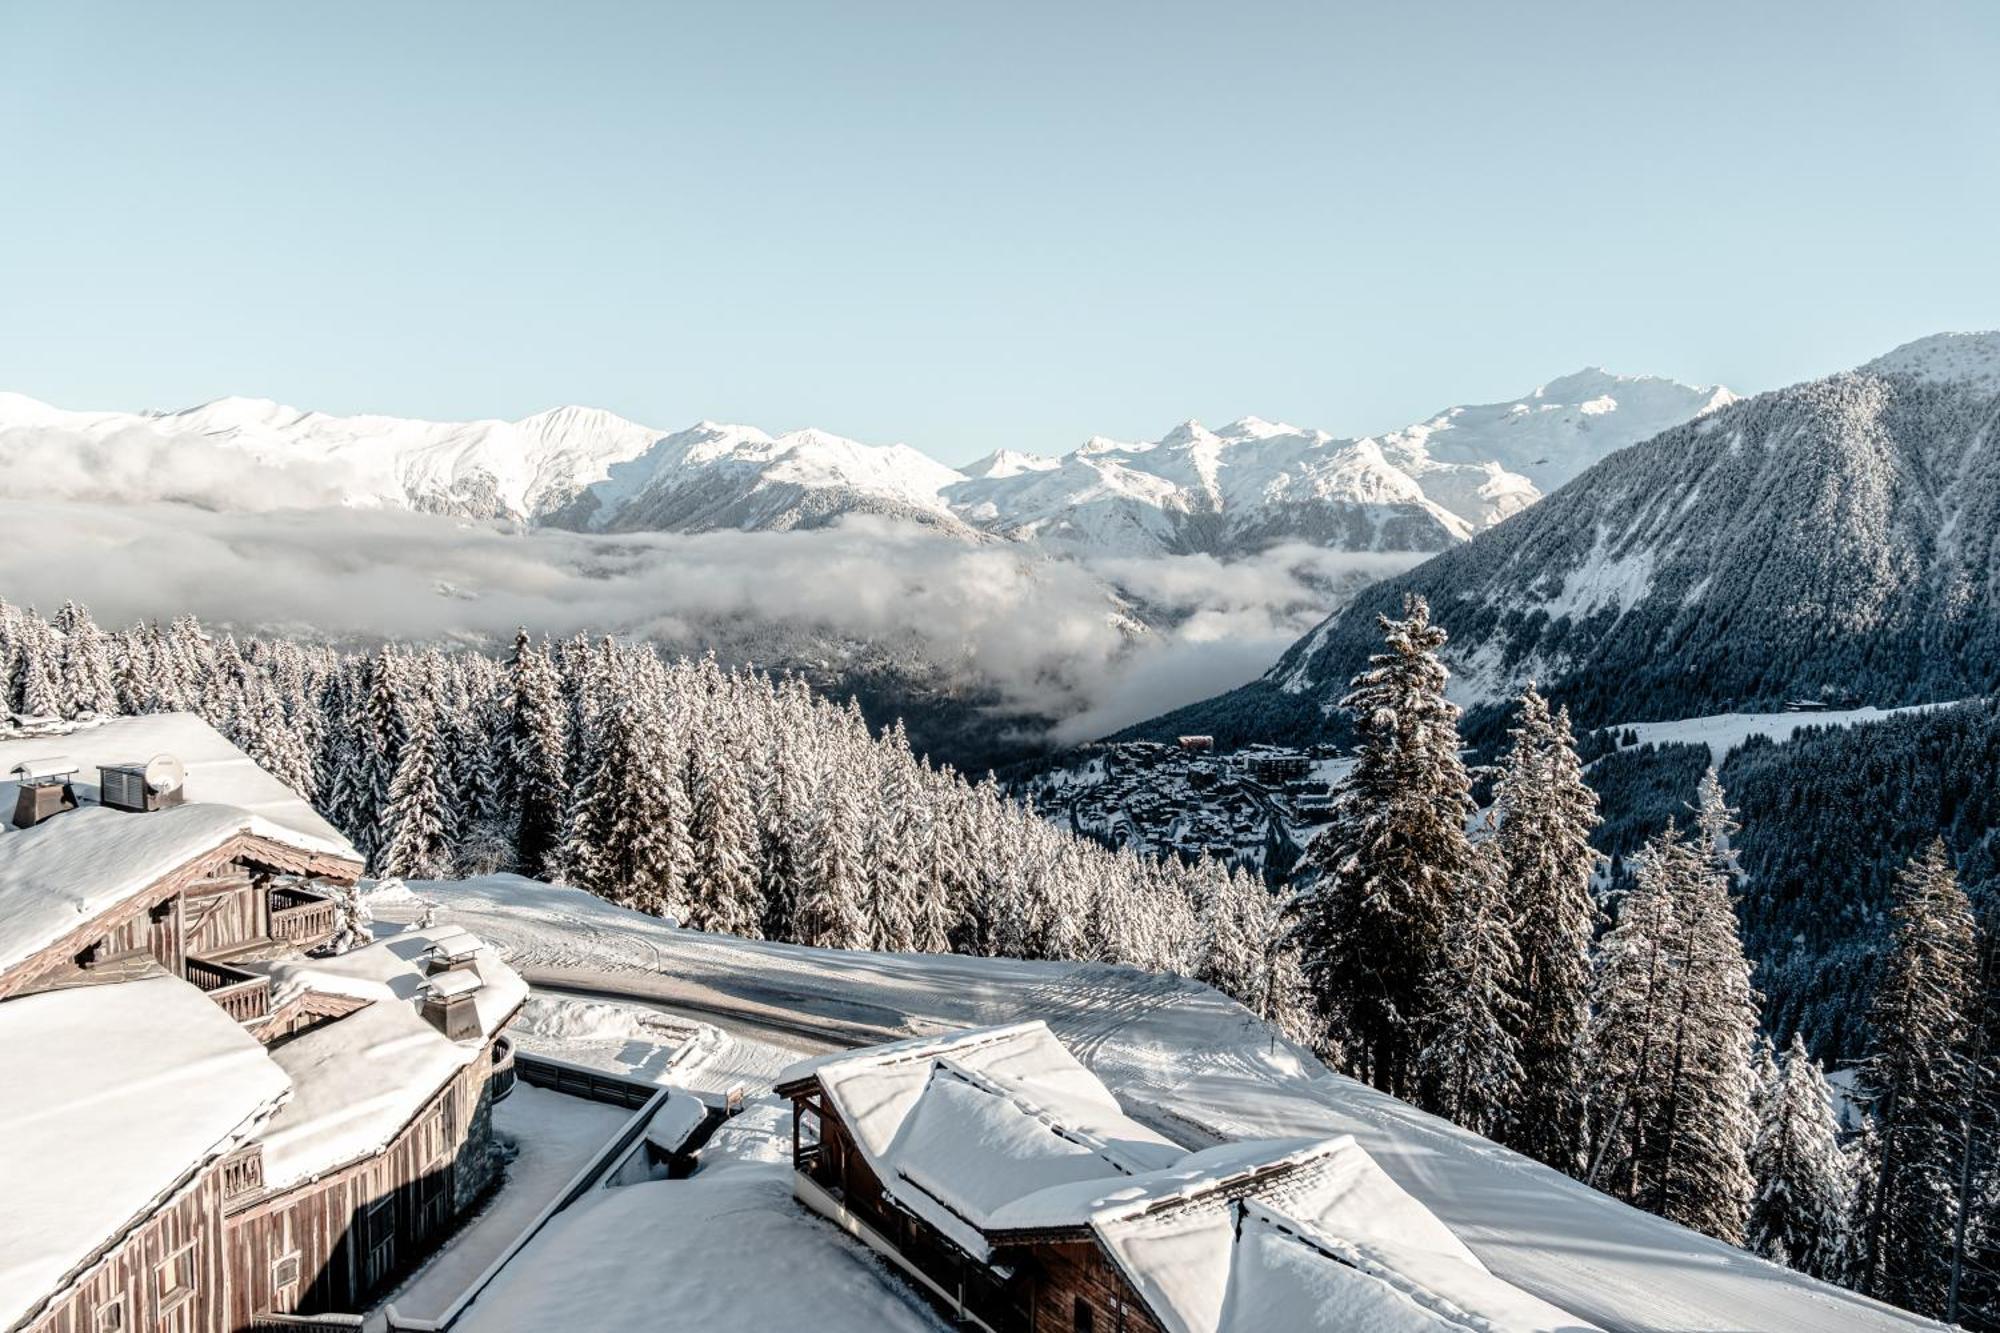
187;956;273;1022
218;1143;265;1207
270;886;338;946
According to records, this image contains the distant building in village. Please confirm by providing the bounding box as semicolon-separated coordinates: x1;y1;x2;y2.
0;713;526;1333
1175;735;1215;752
775;1022;1583;1332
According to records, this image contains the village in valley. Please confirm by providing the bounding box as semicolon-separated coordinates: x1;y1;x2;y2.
1019;737;1339;877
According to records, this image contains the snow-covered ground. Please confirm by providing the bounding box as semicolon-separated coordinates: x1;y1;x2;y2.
375;876;1939;1333
1602;701;1956;764
455;1109;952;1333
375;1084;633;1326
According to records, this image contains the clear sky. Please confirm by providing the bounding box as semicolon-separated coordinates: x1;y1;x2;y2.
3;1;1996;465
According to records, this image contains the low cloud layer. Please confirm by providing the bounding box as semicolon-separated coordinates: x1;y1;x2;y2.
0;489;1419;745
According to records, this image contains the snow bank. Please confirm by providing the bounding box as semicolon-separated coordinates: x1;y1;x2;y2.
0;975;289;1330
249;928;526;1190
455;1164;948;1333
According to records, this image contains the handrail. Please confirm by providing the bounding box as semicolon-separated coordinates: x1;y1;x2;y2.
382;1056;667;1331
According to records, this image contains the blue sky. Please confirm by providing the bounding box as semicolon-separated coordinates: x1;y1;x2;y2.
3;2;1996;465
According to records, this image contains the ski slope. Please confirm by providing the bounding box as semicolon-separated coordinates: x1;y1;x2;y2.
377;875;1937;1333
1603;701;1958;764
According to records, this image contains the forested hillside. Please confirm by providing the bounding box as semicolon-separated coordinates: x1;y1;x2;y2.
0;599;1306;1035
1583;699;2000;1063
1127;334;2000;750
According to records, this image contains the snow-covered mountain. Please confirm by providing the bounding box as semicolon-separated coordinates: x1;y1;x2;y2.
0;367;1730;556
1124;332;2000;748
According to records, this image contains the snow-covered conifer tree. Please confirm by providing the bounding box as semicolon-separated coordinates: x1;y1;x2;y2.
506;630;569;882
1855;840;1978;1316
1295;594;1478;1096
1418;834;1524;1137
1492;684;1601;1172
1747;1032;1852;1280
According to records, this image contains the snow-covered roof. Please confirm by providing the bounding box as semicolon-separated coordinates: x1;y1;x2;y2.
0;712;357;861
0;803;351;984
1085;1137;1590;1333
247;928;526;1191
643;1093;710;1156
781;1022;1181;1257
0;975;289;1331
787;1026;1588;1332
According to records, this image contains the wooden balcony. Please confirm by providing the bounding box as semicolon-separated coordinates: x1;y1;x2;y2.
270;885;338;948
186;955;273;1022
218;1143;265;1208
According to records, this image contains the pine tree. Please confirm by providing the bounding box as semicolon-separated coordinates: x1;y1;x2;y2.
1855;840;1978;1316
378;683;457;881
565;687;680;913
506;630;569;881
1295;594;1478;1098
686;732;764;937
1747;1033;1852;1280
1588;818;1759;1245
1417;833;1524;1137
795;765;868;951
1491;685;1601;1172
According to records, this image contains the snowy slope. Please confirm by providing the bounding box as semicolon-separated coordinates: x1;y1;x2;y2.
0;364;1726;556
1129;331;2000;746
377;875;1937;1333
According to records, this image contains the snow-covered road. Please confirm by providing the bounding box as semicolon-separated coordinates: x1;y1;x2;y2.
381;874;1941;1333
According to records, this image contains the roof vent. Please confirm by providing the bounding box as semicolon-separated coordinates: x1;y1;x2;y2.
99;754;187;814
10;756;79;828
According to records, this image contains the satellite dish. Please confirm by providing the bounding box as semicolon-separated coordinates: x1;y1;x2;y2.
143;753;186;793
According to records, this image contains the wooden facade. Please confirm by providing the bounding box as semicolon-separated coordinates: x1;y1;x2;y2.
5;814;523;1333
0;830;353;1006
23;1162;233;1333
220;1047;505;1329
780;1079;1163;1333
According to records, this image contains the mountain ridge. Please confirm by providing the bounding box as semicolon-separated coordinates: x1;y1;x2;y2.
1120;331;2000;749
0;366;1730;560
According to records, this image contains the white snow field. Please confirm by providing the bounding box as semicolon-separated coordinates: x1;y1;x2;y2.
376;875;1938;1333
376;1084;633;1325
1600;701;1956;764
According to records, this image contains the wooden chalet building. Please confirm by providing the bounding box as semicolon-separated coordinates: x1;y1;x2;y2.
0;714;526;1333
776;1023;1590;1333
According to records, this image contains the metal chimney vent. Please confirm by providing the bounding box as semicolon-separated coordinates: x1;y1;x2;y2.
10;756;80;828
99;754;187;814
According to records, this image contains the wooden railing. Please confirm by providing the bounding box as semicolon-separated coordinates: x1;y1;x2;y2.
515;1051;659;1109
270;887;338;945
490;1036;517;1104
186;956;272;1022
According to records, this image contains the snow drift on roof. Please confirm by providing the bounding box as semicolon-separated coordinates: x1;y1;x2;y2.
0;712;357;860
0;975;289;1330
248;928;526;1191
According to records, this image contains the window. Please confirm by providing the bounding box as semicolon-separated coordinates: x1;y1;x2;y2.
94;1297;125;1331
418;1107;450;1168
154;1241;196;1317
1073;1297;1095;1333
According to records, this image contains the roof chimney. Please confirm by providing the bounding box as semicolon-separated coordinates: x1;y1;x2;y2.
10;756;79;829
421;968;485;1041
